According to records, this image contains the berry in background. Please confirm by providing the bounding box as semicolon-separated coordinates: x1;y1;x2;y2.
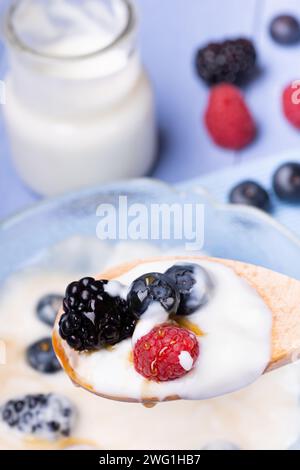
273;162;300;202
270;15;300;45
205;84;256;150
26;338;61;374
283;82;300;129
1;394;76;441
195;38;256;86
36;294;63;327
229;181;270;211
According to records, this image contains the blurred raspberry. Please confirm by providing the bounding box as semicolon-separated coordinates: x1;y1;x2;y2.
283;82;300;128
205;83;256;150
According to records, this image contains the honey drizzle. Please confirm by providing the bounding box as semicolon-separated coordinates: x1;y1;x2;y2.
170;315;205;337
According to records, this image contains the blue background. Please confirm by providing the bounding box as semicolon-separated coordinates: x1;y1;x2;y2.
1;0;300;219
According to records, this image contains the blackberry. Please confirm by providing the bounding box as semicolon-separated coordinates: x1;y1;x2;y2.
26;337;61;374
59;277;137;351
195;38;256;86
127;273;180;318
1;394;76;441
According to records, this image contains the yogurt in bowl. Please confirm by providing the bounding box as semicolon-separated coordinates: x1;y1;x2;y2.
2;169;300;451
54;257;273;403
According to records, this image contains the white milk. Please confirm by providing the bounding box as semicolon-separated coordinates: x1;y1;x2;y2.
3;0;156;195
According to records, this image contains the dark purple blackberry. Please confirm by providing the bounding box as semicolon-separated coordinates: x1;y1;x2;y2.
127;273;180;318
195;38;256;86
1;394;76;440
59;277;137;351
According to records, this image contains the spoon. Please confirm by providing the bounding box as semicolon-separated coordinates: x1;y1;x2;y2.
53;256;300;403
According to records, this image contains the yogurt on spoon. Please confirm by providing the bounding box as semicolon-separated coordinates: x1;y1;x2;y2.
53;257;272;402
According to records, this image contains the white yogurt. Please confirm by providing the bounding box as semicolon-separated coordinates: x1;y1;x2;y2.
0;240;299;450
3;0;156;195
179;351;194;371
131;302;169;346
62;259;272;401
11;0;128;58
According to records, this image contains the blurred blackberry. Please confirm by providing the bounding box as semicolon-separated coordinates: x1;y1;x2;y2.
59;277;137;351
195;38;256;85
1;393;76;441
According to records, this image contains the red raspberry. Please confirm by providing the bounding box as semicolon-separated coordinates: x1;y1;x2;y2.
205;83;256;150
133;324;199;382
283;82;300;128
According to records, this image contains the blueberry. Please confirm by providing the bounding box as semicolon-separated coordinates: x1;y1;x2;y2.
229;180;270;211
273;162;300;202
165;264;213;316
1;394;76;441
270;15;300;45
127;273;180;317
26;338;61;374
36;294;63;327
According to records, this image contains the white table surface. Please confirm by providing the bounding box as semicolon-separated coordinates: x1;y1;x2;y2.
1;0;300;219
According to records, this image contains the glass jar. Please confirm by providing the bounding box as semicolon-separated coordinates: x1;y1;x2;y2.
3;0;157;196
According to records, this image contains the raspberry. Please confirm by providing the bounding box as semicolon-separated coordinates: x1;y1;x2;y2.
205;84;256;150
283;82;300;128
195;38;256;86
133;324;199;382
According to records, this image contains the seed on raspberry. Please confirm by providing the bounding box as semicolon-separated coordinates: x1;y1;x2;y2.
133;324;199;382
